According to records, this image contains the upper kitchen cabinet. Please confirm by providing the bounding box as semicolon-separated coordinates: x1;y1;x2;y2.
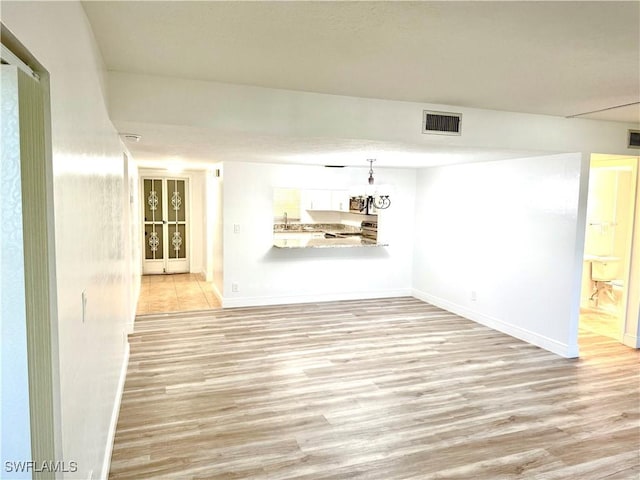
302;189;331;211
331;190;350;212
302;189;348;211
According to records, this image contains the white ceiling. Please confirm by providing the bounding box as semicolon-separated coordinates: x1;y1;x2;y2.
82;1;640;168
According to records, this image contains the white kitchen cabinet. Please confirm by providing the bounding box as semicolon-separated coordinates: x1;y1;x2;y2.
301;189;350;211
301;189;333;211
331;190;349;212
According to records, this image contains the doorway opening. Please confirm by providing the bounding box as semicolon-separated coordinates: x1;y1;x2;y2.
137;170;220;315
579;154;639;346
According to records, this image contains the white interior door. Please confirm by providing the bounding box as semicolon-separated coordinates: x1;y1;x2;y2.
142;177;190;274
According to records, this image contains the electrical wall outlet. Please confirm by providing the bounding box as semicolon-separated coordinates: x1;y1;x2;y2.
471;290;477;301
231;283;239;293
233;224;240;234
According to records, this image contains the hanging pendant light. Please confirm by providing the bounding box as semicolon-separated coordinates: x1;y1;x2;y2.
365;159;391;209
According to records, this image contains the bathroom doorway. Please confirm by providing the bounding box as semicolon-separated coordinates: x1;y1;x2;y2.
579;154;638;345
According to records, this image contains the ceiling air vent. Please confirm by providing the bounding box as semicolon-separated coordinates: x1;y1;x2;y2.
628;129;640;149
422;110;462;136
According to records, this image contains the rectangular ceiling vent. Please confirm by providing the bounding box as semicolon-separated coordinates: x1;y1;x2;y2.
628;129;640;149
422;110;462;136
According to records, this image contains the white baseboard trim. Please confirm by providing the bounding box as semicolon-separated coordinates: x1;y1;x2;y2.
412;289;579;359
130;274;141;327
189;265;205;276
623;332;639;349
100;341;130;480
211;282;223;305
222;289;413;308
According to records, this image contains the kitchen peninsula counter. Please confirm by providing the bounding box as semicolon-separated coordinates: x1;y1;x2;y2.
272;223;387;249
273;236;387;249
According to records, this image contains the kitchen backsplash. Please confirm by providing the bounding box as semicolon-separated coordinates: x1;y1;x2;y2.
273;223;361;233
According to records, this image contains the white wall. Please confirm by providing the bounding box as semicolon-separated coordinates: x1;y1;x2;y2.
412;153;587;358
625;161;640;347
221;162;415;307
205;166;224;299
3;2;138;478
127;160;141;324
189;170;206;275
109;71;639;160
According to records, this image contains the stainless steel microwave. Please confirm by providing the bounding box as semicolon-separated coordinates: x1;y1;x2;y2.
349;196;366;213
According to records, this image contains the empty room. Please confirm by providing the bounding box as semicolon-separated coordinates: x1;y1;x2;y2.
1;1;639;479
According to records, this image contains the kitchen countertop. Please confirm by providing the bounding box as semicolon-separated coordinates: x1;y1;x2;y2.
273;231;387;249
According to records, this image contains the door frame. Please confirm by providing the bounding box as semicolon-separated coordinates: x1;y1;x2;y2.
579;154;639;345
1;29;62;472
139;169;193;275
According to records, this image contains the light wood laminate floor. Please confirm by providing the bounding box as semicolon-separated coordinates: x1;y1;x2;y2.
136;273;221;315
111;297;639;479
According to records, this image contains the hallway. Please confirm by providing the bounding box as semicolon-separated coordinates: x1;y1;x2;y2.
136;273;221;315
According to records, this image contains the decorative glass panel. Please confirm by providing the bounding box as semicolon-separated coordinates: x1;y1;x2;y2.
144;224;163;260
144;178;163;222
168;179;186;222
169;223;187;259
177;223;186;259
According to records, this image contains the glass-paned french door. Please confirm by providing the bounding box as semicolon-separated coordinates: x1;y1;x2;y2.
142;177;189;274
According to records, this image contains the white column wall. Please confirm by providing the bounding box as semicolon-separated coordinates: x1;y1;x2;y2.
205;165;225;299
189;170;206;275
412;153;587;358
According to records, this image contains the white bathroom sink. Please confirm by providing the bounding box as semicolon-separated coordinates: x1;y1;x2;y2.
583;254;620;262
584;255;621;282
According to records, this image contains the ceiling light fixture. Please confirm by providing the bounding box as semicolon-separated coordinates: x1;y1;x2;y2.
119;133;141;142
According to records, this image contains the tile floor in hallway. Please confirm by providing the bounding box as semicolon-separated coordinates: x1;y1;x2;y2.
579;309;622;341
136;273;221;315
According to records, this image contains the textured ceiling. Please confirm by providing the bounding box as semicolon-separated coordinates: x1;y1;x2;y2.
83;1;639;120
82;1;640;167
